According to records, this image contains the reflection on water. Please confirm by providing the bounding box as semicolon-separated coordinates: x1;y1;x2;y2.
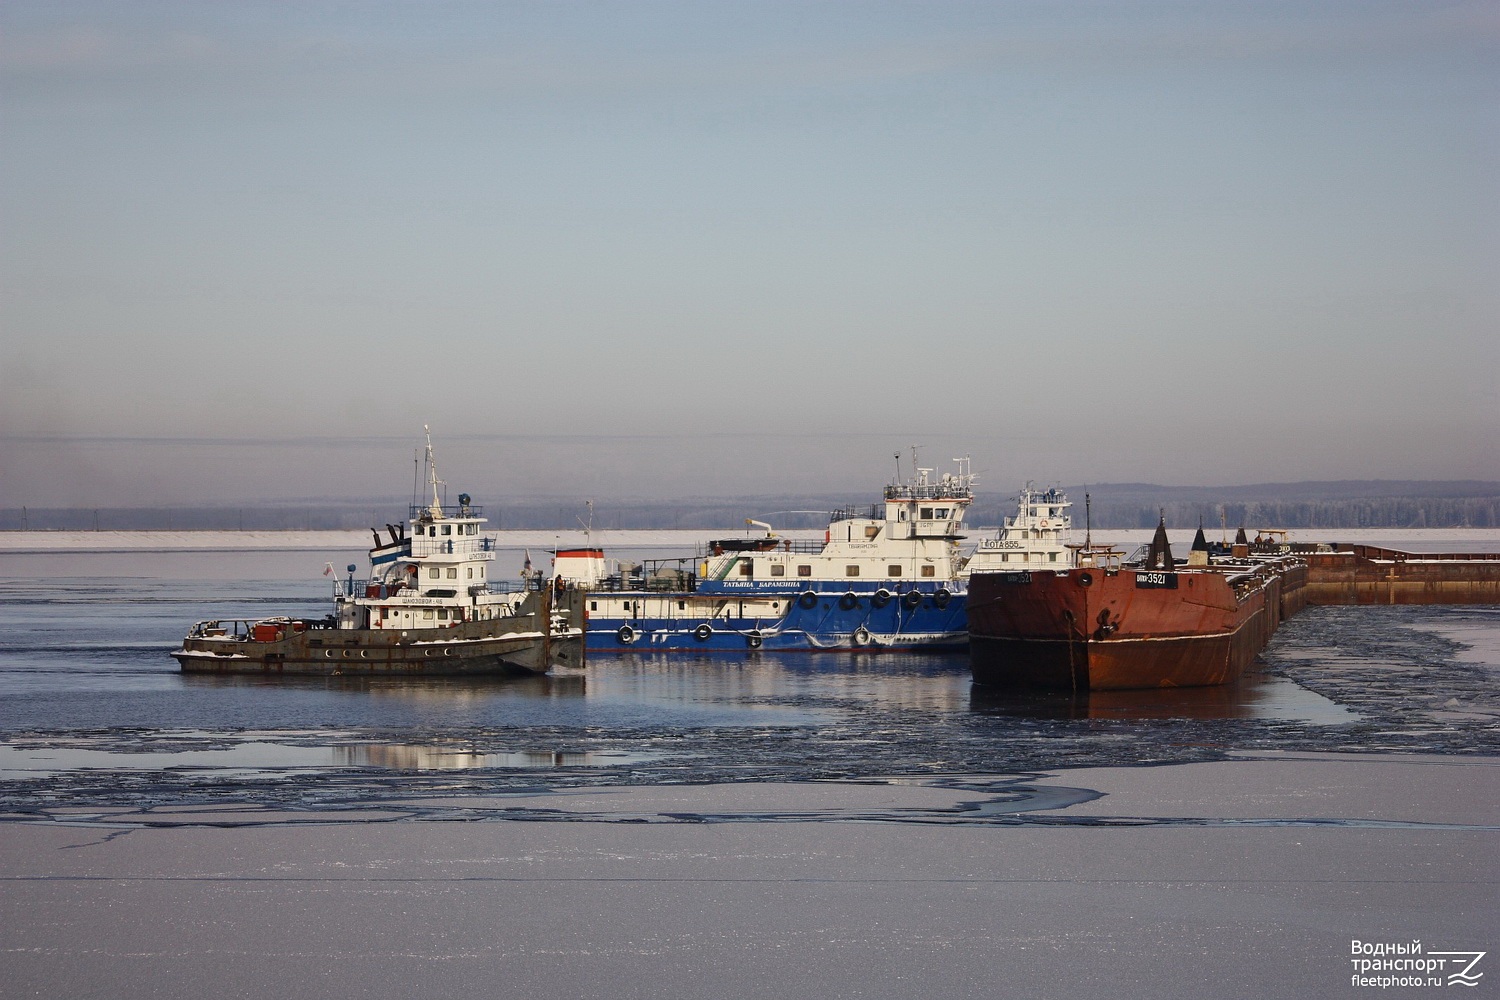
180;671;588;700
0;737;658;776
970;668;1359;723
334;744;654;770
588;651;975;714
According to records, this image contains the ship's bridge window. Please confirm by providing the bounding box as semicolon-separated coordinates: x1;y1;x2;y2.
738;562;752;576
888;565;902;577
936;508;949;518
441;525;452;536
797;565;812;577
771;564;786;577
466;524;477;535
921;508;933;519
429;526;437;537
899;509;907;521
846;565;860;577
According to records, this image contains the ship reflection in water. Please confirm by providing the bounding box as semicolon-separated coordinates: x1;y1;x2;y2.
332;744;653;770
0;739;658;776
969;667;1358;723
183;650;1353;725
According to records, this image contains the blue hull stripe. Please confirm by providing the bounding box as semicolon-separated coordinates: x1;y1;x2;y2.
587;592;969;652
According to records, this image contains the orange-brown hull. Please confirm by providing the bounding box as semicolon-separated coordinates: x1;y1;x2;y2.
967;560;1301;691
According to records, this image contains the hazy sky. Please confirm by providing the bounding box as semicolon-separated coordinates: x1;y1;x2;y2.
2;1;1496;507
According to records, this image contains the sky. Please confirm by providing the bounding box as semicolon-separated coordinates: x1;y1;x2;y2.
2;1;1496;507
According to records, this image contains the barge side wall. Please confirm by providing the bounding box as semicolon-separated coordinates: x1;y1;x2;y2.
1305;549;1500;605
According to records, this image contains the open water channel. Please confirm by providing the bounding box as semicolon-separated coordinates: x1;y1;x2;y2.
1;548;1496;824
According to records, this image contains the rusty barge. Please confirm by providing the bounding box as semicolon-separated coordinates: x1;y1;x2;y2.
968;519;1308;691
967;497;1498;691
1303;544;1500;605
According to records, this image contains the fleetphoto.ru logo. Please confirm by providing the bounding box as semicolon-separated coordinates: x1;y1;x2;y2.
1351;940;1486;988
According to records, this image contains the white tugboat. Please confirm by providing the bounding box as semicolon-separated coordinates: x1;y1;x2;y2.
173;430;586;677
961;484;1074;577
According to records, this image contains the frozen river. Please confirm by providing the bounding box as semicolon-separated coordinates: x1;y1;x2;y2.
1;546;1495;999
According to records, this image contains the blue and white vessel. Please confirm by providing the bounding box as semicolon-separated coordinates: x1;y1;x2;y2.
565;457;977;651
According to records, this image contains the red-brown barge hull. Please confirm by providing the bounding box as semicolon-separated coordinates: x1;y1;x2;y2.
1304;546;1500;605
967;559;1304;691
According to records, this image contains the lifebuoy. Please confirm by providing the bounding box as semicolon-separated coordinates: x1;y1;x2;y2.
839;592;859;611
747;630;763;649
902;589;923;609
871;589;891;608
694;623;713;642
934;588;951;608
1077;571;1094;588
617;625;636;644
852;626;871;647
798;591;818;610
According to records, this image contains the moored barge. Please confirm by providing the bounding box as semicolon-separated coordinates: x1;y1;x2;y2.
967;518;1306;691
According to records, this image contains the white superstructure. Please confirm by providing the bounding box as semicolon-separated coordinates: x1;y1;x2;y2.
690;457;976;590
963;485;1073;576
335;429;523;631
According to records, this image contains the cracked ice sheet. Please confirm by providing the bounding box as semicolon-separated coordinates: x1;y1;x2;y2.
0;783;1494;1000
1019;751;1500;826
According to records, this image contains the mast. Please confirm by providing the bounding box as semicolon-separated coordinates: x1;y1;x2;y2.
577;500;595;547
424;424;445;520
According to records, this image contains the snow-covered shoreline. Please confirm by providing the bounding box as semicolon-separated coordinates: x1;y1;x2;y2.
2;527;1497;554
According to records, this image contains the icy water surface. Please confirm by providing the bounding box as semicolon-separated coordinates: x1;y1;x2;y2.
0;553;1496;821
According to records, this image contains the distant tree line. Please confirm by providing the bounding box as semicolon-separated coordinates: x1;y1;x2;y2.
1070;498;1499;530
5;490;1497;531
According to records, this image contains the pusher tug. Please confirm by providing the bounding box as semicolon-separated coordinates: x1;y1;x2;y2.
562;454;977;651
172;430;585;677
